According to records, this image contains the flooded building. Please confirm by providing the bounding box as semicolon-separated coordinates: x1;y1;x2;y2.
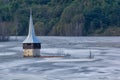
23;10;41;57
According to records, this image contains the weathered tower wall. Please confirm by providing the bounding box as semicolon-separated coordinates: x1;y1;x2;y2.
23;43;41;57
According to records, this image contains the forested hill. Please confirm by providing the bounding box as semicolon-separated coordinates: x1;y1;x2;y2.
0;0;120;36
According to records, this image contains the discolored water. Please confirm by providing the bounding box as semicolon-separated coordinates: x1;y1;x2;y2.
0;36;120;80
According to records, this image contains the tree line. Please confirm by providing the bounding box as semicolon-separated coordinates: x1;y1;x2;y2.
0;0;120;36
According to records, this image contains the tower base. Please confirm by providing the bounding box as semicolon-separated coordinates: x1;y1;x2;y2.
23;49;40;57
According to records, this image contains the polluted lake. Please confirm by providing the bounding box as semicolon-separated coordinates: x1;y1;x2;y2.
0;36;120;80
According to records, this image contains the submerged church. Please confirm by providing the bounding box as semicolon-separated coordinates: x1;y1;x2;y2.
23;10;41;57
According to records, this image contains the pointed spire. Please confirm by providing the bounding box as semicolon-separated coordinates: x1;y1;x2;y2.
28;8;35;37
23;9;40;43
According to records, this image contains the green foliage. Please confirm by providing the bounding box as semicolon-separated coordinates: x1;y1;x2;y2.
0;0;120;36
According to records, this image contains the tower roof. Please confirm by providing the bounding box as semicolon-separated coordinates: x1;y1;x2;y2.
23;10;40;43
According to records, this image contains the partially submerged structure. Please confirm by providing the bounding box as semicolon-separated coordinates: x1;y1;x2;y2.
23;10;41;57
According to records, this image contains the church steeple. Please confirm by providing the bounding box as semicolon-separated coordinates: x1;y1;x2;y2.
23;9;41;57
28;9;36;37
23;9;40;43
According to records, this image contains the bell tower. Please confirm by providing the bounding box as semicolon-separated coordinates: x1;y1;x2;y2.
23;9;41;57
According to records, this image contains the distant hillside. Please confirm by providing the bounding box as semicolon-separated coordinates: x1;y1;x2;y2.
0;0;120;36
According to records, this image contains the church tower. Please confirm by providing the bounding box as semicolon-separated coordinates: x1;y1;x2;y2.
23;10;41;57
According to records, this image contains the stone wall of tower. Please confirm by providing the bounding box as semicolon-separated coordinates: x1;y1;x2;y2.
23;43;41;57
33;49;40;57
23;49;40;57
24;49;33;57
